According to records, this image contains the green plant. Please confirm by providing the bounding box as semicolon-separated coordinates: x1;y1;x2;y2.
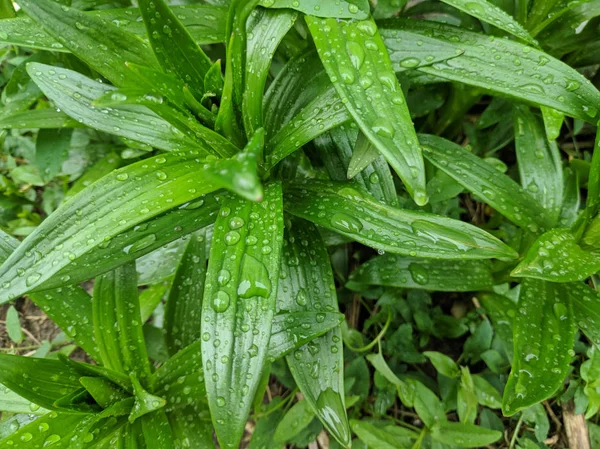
1;0;600;447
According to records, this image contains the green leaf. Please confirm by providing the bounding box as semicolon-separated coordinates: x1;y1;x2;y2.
169;406;215;449
315;126;398;206
201;182;284;449
277;218;350;447
0;108;84;129
423;351;460;378
268;311;344;361
165;230;207;356
136;239;188;287
348;254;493;291
351;420;417;449
0;147;261;304
27;63;199;153
420;133;553;233
284;180;517;260
457;367;478;424
65;151;122;201
430;421;502;447
0;355;83;411
588;123;600;216
472;375;502;409
512;228;600;282
5;305;23;344
16;0;158;86
0;5;228;51
514;106;563;224
347;131;380;179
0;229;98;359
79;376;129;409
138;0;212;100
306;17;427;206
141;409;174;449
260;0;370;19
243;8;297;139
541;106;564;141
35;129;72;182
93;262;151;383
273;400;315;443
35;195;219;293
502;278;575;415
438;0;537;45
0;383;48;415
0;413;89;448
562;281;600;347
379;20;600;122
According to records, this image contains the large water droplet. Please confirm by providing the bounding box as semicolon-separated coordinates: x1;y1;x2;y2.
346;42;365;70
330;213;363;234
237;255;272;299
371;117;395;138
211;291;230;313
408;263;429;285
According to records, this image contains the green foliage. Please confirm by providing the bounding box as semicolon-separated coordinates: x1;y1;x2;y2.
0;0;600;447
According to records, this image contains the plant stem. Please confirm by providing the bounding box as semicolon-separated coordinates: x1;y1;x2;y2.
509;414;525;449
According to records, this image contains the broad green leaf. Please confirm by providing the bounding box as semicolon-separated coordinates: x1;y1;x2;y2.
430;422;502;447
514;106;563;224
260;0;370;19
348;254;493;291
0;5;228;51
138;0;212;100
273;400;315;443
0;413;88;448
423;351;460;378
541;106;564;141
502;278;575;415
0;0;15;18
266;85;351;168
562;281;600;347
277;218;350;446
307;17;427;205
141;409;174;449
588;124;600;216
34;195;219;293
94;262;151;383
0;355;83;411
438;0;537;45
136;239;188;287
284;180;517;260
315;126;398;206
0;383;48;415
512;228;600;282
379;20;600;122
6;305;23;344
0;146;262;304
350;420;417;449
16;0;158;86
27;63;199;153
243;8;297;139
419;134;553;232
35;129;73;183
0;229;98;359
65;152;123;201
169;406;215;449
268;311;344;361
164;230;207;356
201;182;284;449
0;109;84;129
79;376;129;409
457;367;478;424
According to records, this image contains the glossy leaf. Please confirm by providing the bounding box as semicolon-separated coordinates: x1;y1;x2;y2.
243;8;297;139
502;278;575;415
379;20;600;122
347;131;380;179
273;400;315;443
439;0;536;45
141;409;174;449
0;384;48;415
0;146;262;304
268;311;344;361
420;133;553;232
0;413;88;448
348;254;493;291
94;262;151;383
589;124;600;216
424;351;460;378
277;218;350;446
514;106;563;224
16;0;158;86
350;420;417;449
138;0;212;100
0;109;84;129
563;281;600;347
260;0;370;19
5;305;23;344
512;228;600;282
169;406;215;449
430;421;502;447
0;230;98;358
164;230;207;356
201;182;284;449
0;355;83;411
284;180;518;260
307;16;427;205
27;63;199;153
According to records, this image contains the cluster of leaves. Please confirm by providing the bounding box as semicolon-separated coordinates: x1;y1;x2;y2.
1;0;600;447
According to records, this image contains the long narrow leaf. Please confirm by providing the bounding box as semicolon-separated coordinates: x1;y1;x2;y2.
260;0;370;19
